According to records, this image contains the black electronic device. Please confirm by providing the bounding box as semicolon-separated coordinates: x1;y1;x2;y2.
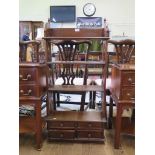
50;6;76;23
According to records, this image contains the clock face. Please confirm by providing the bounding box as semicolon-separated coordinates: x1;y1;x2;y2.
83;3;96;17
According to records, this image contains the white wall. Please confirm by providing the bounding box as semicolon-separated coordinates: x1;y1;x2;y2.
19;0;135;36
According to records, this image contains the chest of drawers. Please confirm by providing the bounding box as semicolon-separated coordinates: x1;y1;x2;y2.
111;64;135;101
46;111;105;142
19;63;47;150
110;64;135;149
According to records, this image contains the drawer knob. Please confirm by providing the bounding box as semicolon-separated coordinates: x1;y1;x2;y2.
127;93;131;97
88;123;92;127
128;77;135;85
74;123;78;127
19;74;23;79
60;123;64;127
60;133;64;138
88;133;92;138
20;89;32;96
128;77;132;82
19;74;31;81
127;93;135;100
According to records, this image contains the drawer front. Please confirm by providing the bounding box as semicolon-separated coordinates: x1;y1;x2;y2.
19;68;37;83
47;121;75;129
122;72;135;86
77;130;104;139
48;130;75;139
77;122;103;129
19;85;40;97
121;88;135;100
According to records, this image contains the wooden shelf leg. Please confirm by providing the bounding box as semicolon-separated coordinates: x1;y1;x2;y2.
35;100;42;150
108;96;113;129
114;103;122;149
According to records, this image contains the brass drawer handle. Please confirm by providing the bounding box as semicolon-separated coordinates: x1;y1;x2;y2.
128;77;135;85
127;93;135;100
127;93;131;96
19;74;31;81
130;97;135;100
20;89;32;96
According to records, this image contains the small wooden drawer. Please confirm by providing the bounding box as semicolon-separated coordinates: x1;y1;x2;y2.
121;88;135;100
122;72;135;86
77;130;104;139
19;68;37;83
48;130;75;139
19;85;40;97
47;121;75;129
77;122;103;129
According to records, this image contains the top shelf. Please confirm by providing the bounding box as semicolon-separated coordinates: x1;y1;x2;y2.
43;37;110;40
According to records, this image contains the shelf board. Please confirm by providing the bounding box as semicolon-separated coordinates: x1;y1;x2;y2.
48;85;104;92
45;111;106;122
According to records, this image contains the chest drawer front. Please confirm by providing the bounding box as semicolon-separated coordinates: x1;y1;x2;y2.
77;130;104;139
121;88;135;100
48;130;75;139
77;122;103;129
19;68;37;83
19;85;40;97
122;72;135;86
47;121;75;129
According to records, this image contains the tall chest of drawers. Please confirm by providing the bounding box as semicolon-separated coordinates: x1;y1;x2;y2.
110;64;135;149
19;63;47;150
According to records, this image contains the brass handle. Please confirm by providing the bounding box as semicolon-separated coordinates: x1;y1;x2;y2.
19;74;23;79
127;93;135;100
127;93;131;96
128;77;135;85
19;74;31;81
130;97;135;100
20;89;32;96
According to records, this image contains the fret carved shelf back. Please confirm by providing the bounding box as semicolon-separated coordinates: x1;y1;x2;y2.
50;40;91;86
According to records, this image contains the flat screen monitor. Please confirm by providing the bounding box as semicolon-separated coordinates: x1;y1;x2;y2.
50;6;76;23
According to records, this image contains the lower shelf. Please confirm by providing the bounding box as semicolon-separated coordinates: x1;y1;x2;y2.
45;111;106;142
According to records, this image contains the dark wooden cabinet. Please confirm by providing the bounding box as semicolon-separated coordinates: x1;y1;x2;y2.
19;21;44;41
19;63;47;150
110;64;135;149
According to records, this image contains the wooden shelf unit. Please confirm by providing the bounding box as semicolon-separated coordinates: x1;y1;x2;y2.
44;28;109;143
